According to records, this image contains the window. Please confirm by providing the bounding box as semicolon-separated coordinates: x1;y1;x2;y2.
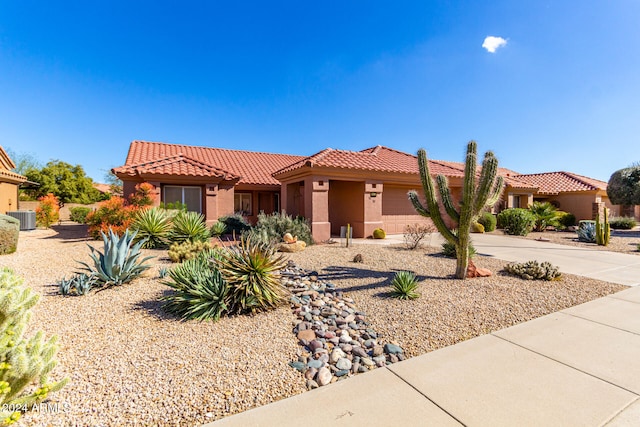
163;186;202;213
234;193;252;215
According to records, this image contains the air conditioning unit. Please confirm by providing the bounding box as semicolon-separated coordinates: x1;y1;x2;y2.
5;211;36;231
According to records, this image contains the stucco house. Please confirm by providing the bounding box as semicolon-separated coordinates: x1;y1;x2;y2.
113;140;630;242
0;146;27;214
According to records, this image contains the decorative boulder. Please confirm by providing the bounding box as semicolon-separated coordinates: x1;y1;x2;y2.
0;214;20;255
277;241;307;253
283;233;298;243
466;260;492;278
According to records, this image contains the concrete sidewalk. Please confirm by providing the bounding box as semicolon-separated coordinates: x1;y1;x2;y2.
206;235;640;427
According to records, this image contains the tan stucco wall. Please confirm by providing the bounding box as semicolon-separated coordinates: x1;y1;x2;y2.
0;182;19;214
381;185;433;234
328;180;364;236
549;192;598;221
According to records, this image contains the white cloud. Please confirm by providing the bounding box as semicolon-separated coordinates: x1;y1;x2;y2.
482;36;507;53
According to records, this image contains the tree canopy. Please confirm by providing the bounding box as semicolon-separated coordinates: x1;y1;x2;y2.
25;160;102;204
607;164;640;205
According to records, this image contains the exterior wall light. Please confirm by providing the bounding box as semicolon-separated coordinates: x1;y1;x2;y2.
370;192;377;198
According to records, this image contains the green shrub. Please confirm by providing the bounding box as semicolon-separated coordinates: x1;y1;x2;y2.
471;222;485;233
0;268;68;423
609;216;637;230
556;211;576;228
168;240;213;263
503;260;561;281
529;202;559;231
159;201;188;211
497;208;536;236
69;206;92;224
441;241;476;258
171;211;210;243
477;212;497;232
78;228;154;287
58;273;97;296
210;221;227;237
132;207;173;249
577;221;596;243
390;271;420;300
217;237;288;314
162;249;229;321
372;228;386;239
219;213;251;235
242;211;313;246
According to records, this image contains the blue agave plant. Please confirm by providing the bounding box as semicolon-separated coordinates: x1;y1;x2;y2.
78;228;154;287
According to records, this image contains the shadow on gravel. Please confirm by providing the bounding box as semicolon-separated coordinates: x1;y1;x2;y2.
132;290;183;321
43;222;91;242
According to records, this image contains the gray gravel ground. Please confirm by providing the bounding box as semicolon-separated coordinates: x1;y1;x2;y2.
1;224;625;426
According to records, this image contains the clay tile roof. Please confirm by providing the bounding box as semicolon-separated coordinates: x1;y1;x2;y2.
273;145;466;177
116;141;304;185
114;154;240;180
417;159;538;189
513;171;608;195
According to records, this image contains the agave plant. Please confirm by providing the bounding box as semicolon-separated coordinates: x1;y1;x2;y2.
577;222;596;243
58;273;97;296
216;237;288;314
390;271;420;300
209;221;227;238
132;207;173;249
162;249;228;321
171;211;210;243
78;228;154;287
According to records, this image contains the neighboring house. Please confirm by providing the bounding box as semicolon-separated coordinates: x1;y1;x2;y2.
0;146;27;214
113;140;630;242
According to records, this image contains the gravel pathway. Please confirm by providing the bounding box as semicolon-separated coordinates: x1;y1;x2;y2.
1;224;625;426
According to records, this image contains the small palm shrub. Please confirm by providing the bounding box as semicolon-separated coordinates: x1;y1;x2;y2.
168;240;213;263
171;211;210;243
69;206;92;224
0;269;68;424
609;216;637;230
35;193;60;228
217;237;288;314
242;211;313;246
372;228;386;239
78;228;154;287
529;202;559;232
477;212;497;232
577;221;596;243
556;211;576;229
219;213;251;235
210;221;227;237
162;249;228;321
497;208;536;236
442;241;476;258
58;273;97;296
503;260;561;281
132;207;173;249
390;271;420;300
403;223;436;250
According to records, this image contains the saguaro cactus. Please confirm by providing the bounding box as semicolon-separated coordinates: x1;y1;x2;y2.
408;141;504;279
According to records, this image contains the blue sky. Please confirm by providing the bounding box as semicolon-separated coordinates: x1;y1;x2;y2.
1;1;638;182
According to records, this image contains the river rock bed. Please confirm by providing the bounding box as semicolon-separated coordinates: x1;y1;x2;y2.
282;261;405;389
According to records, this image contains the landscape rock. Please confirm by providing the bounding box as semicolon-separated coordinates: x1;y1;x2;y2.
0;215;19;255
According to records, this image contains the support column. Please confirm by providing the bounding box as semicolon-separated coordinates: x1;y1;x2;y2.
304;176;330;242
363;181;383;237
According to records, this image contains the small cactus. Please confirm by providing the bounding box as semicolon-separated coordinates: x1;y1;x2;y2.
504;260;561;281
595;208;610;246
372;228;386;239
168;240;213;263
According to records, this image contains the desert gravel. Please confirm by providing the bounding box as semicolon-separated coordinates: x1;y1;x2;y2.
1;224;625;426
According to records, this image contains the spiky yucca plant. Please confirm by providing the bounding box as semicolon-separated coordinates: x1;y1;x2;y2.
132;207;173;249
217;237;288;313
171;211;210;243
409;141;504;279
0;269;68;424
78;228;154;287
209;221;227;238
162;249;228;321
390;271;420;300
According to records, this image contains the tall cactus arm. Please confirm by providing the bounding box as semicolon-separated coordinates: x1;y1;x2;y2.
408;191;430;217
437;175;460;223
485;176;505;208
412;149;457;243
473;151;500;213
460;141;478;222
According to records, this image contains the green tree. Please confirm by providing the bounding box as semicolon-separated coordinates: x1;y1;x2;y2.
607;164;640;205
25;160;101;204
408;141;504;279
